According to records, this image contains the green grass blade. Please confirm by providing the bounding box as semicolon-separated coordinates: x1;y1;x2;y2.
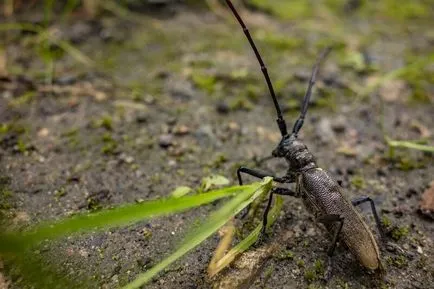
122;177;273;289
0;184;255;252
387;138;434;153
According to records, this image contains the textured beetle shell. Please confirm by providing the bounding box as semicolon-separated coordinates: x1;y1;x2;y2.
297;168;381;270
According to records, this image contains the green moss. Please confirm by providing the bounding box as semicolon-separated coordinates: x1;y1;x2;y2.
382;216;392;229
100;115;113;131
229;97;255;111
314;259;324;275
242;83;262;102
264;264;275;280
0;181;13;211
101;133;118;155
350;175;366;189
0;124;10;134
8;91;36;107
0;123;27;135
367;0;430;21
209;153;227;169
256;30;304;51
249;0;312;20
296;258;305;268
87;197;103;211
62;128;79;137
304;268;317;283
416;255;427;269
191;73;217;94
101;142;118;155
336;279;350;289
54;187;66;200
387;254;408;268
391;226;409;241
276;249;295;260
141;228;152;240
396;156;424;171
303;259;325;283
16;138;28;154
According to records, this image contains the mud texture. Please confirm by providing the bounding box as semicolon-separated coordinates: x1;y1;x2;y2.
0;1;433;289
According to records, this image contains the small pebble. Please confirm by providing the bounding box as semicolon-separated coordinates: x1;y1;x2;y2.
173;124;190;135
136;113;148;123
216;101;230;114
158;134;174;148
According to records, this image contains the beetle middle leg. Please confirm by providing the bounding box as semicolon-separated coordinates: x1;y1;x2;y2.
257;187;297;243
351;196;385;239
316;214;344;281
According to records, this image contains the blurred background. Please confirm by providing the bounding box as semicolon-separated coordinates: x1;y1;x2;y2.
0;1;433;289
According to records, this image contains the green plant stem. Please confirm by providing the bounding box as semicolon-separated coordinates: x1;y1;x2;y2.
387;138;434;153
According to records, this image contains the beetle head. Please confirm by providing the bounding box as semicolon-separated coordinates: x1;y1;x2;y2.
272;134;295;158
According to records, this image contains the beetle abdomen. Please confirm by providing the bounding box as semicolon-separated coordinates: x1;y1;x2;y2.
300;168;381;270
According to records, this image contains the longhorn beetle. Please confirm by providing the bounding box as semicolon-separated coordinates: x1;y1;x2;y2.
224;0;384;279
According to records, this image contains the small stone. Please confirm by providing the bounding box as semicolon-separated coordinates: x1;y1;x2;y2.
137;256;153;268
216;101;230;114
228;121;240;132
158;134;174;148
316;118;336;144
79;249;89;258
332;116;347;133
419;181;434;220
119;153;134;164
167;117;177;126
417;246;423;254
136;113;148;123
37;128;49;137
173;124;190;135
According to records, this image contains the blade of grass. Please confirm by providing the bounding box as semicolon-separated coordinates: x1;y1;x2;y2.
122;177;273;289
386;138;434;153
208;195;283;277
0;184;256;252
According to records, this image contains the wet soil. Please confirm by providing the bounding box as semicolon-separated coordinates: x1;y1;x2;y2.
0;2;433;289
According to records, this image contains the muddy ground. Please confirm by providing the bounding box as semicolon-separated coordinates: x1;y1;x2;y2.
0;1;433;289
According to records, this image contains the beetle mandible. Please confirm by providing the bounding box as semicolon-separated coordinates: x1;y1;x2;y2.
224;0;384;279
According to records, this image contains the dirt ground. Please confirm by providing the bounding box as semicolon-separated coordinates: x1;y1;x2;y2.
0;1;433;289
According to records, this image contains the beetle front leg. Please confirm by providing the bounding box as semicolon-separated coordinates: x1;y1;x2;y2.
237;166;287;185
236;166;292;218
316;214;344;281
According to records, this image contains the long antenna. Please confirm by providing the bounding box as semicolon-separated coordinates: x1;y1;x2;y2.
292;47;332;135
225;0;288;137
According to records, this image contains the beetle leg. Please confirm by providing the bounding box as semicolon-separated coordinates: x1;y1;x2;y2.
257;187;297;244
316;214;344;281
236;166;288;185
351;196;385;240
237;166;293;218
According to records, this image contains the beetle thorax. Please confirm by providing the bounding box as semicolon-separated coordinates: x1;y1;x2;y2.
286;139;317;171
273;136;317;172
